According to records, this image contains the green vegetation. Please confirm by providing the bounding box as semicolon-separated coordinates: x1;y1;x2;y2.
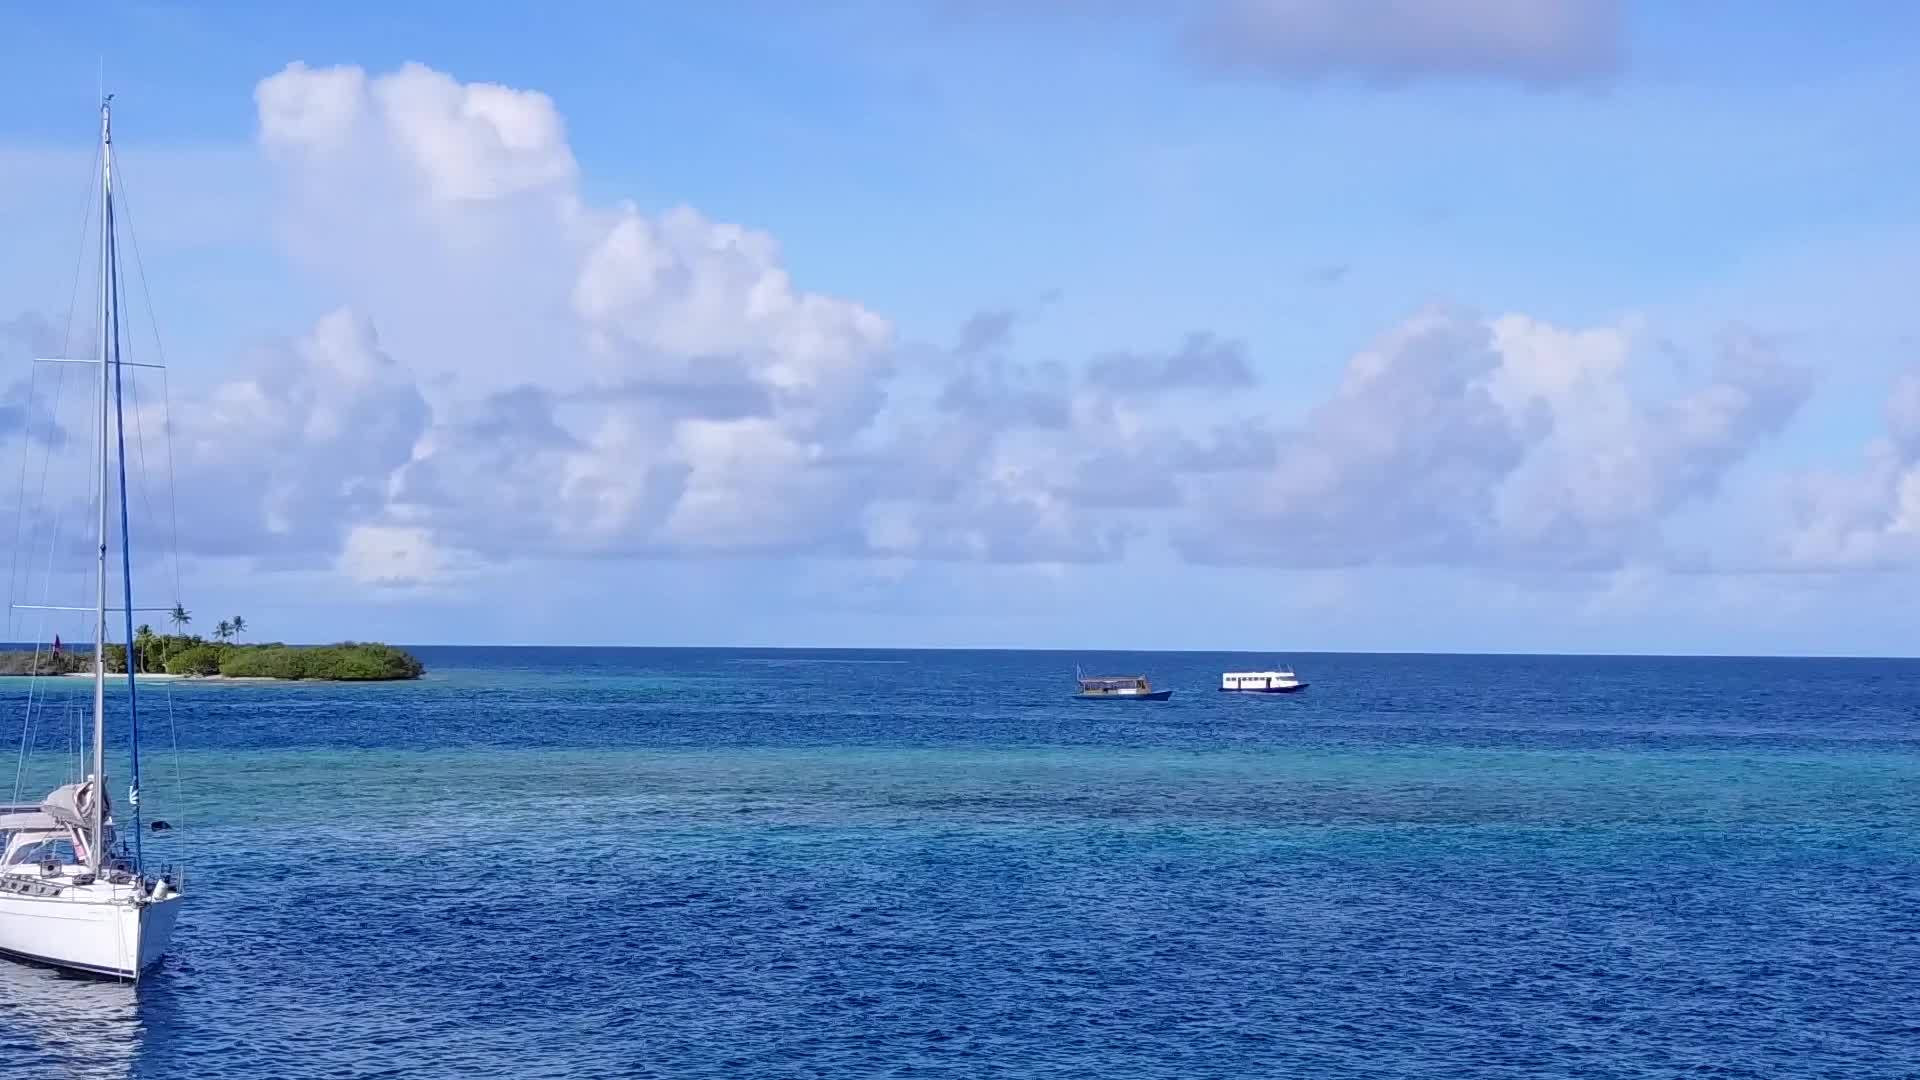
160;643;221;676
0;649;89;677
212;643;423;681
0;621;423;681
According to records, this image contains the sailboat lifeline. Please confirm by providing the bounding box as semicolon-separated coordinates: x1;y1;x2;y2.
0;98;184;980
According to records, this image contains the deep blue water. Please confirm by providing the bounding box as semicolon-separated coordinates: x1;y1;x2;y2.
0;648;1916;1078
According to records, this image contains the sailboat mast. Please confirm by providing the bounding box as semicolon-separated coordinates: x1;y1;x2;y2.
106;109;144;869
88;98;112;876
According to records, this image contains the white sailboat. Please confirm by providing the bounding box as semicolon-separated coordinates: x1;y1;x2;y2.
0;98;184;980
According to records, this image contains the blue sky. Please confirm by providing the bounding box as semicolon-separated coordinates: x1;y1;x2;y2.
1;1;1918;653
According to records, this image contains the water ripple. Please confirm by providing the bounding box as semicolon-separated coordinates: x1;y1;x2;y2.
0;649;1912;1077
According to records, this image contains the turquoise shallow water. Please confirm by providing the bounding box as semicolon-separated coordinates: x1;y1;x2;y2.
0;648;1915;1077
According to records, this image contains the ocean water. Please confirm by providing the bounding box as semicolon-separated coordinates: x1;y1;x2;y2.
0;648;1915;1078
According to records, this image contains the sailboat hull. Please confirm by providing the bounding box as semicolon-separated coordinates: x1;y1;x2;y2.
0;887;181;980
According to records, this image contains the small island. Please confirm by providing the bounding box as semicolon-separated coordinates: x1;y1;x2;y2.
0;611;424;682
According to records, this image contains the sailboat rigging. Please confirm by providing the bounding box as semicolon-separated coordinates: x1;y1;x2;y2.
0;97;185;980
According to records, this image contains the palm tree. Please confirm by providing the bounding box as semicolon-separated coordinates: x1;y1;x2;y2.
169;604;191;634
231;615;247;642
134;624;156;674
215;619;233;643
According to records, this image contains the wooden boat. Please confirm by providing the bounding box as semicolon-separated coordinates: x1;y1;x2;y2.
1073;672;1172;701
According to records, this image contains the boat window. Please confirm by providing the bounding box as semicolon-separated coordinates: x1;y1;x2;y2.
5;838;76;866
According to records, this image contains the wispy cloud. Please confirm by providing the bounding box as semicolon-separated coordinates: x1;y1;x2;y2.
947;0;1624;87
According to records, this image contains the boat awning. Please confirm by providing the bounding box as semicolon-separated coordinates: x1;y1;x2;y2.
1078;675;1146;688
40;782;102;829
17;784;113;858
0;811;57;833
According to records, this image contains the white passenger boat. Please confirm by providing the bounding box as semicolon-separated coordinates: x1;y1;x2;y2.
1220;666;1309;694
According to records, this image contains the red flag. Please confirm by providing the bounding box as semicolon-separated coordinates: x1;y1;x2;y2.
51;635;60;655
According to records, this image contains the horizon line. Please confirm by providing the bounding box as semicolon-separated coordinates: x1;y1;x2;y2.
383;643;1920;662
6;640;1912;662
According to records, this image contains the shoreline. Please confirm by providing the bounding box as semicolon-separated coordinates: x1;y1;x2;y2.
0;642;425;682
56;672;284;682
0;672;406;684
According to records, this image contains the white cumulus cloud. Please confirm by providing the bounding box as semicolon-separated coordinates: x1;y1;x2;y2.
1783;369;1920;569
1;59;1803;593
1180;308;1808;568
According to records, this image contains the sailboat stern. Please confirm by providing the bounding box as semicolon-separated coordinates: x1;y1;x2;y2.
133;890;183;974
